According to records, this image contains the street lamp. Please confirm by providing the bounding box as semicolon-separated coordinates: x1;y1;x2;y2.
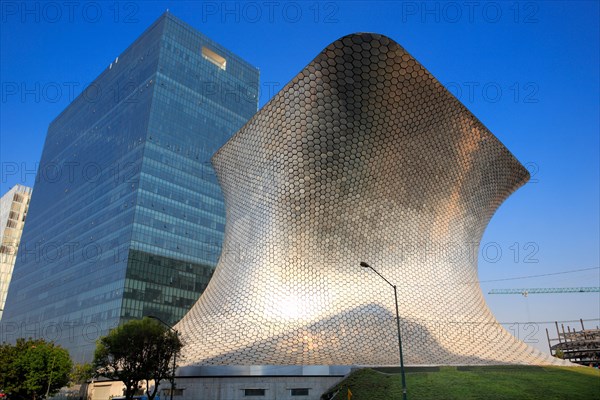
147;316;178;400
359;261;408;400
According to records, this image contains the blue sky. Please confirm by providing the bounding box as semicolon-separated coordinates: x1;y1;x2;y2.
1;1;598;352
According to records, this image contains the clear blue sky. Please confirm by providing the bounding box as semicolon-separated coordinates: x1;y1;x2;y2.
1;1;598;352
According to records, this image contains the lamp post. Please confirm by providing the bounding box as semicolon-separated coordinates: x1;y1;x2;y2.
359;261;408;400
147;316;178;400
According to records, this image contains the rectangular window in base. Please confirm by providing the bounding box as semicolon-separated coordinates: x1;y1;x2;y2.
291;388;310;396
244;388;266;396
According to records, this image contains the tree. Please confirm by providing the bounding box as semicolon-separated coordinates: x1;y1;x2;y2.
93;317;182;400
69;362;94;385
0;338;73;399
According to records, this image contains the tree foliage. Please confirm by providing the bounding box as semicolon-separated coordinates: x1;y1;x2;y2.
0;338;73;399
93;317;182;400
69;362;94;385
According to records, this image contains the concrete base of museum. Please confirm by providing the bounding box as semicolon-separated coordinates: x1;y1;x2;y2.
159;365;351;400
162;375;343;400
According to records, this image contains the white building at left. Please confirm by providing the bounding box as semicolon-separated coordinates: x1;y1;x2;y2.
0;184;32;320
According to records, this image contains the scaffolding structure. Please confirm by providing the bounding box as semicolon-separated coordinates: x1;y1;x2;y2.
546;319;600;366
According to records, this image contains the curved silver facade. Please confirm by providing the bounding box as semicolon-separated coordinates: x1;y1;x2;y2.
175;33;566;367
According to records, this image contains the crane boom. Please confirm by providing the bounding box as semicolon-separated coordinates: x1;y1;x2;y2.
489;287;600;295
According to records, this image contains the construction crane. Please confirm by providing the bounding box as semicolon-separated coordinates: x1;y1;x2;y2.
488;287;600;297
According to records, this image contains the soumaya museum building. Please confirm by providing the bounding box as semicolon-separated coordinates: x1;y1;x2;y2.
1;13;259;362
2;13;574;400
175;32;566;369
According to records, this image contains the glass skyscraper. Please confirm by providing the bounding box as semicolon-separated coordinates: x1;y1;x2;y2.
0;185;32;321
1;12;259;362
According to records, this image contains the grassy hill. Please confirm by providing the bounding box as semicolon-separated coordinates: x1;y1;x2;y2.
322;365;600;400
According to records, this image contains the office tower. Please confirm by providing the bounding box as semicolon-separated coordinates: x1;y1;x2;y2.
1;12;259;362
0;185;32;321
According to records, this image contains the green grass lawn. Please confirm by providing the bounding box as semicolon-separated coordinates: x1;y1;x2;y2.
322;365;600;400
